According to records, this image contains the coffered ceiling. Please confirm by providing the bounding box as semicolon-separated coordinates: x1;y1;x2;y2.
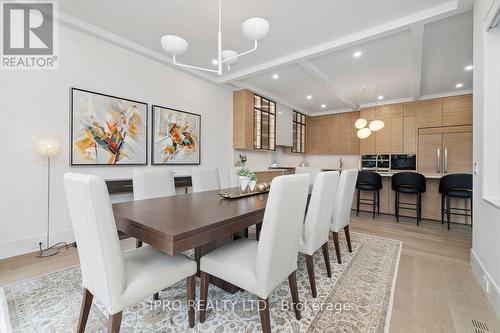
58;0;474;115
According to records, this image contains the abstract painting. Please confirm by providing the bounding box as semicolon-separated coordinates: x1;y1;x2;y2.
71;88;147;165
152;105;201;165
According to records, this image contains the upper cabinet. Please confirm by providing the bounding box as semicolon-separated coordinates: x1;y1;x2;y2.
276;104;293;147
292;111;306;153
307;111;360;155
418;95;472;128
233;90;276;151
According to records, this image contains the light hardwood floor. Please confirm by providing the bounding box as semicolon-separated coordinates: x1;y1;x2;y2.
0;213;499;332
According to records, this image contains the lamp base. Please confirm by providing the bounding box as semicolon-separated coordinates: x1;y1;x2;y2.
37;247;60;258
36;242;68;258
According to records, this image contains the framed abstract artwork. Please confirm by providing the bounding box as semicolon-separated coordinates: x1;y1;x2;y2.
70;88;148;165
152;105;201;165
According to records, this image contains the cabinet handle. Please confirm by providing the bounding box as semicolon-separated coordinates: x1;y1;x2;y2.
444;148;448;174
437;148;441;173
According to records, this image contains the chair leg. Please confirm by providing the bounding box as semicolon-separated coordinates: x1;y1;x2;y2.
344;225;352;253
356;189;360;216
187;274;195;328
377;190;380;216
199;271;210;323
77;288;93;333
441;194;445;224
258;297;271;333
244;227;249;238
321;242;332;278
416;194;420;226
372;191;376;219
136;239;143;248
470;197;473;228
332;232;342;264
288;270;301;320
395;192;400;222
446;195;451;230
108;312;122;333
305;255;317;298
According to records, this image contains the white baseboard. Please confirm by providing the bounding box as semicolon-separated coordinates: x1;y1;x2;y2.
0;230;75;260
470;249;500;317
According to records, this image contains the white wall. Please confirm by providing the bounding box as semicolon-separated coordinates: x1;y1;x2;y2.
0;24;233;259
471;0;500;316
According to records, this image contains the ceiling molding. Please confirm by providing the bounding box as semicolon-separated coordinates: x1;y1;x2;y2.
308;108;357;117
410;24;425;99
419;89;473;100
229;82;312;116
217;1;462;84
360;97;415;108
297;62;358;110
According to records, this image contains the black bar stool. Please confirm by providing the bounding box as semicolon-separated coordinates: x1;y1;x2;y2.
391;172;426;225
356;171;383;219
438;174;472;230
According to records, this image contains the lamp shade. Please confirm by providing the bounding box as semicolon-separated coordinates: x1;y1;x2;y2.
357;127;372;139
354;118;367;129
36;139;61;157
161;35;188;55
221;50;239;65
369;120;385;132
242;18;270;41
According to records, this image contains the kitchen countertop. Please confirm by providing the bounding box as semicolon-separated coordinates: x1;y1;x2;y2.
376;171;454;179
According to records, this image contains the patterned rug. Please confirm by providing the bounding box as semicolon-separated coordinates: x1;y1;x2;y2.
0;232;401;333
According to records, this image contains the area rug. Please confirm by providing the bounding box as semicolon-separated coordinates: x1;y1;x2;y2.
0;232;401;333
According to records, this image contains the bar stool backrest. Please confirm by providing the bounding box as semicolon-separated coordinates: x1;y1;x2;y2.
391;172;426;193
438;173;472;194
356;171;383;190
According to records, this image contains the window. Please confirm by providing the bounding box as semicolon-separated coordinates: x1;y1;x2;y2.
292;111;306;153
253;94;276;150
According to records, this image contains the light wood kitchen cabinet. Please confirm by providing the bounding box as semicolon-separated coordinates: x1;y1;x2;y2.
442;95;473;127
391;117;404;153
418;125;472;173
375;118;391;153
307;111;359;155
233;90;254;150
339;112;360;154
403;103;417;153
418;99;443;128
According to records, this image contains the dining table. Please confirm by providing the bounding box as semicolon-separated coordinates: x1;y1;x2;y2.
112;187;269;293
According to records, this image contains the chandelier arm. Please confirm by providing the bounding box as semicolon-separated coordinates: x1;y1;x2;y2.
172;55;219;74
221;40;258;64
217;0;222;75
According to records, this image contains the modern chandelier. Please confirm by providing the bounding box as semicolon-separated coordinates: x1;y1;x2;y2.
161;0;270;75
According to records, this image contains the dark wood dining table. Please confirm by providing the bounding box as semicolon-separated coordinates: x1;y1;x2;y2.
112;188;269;293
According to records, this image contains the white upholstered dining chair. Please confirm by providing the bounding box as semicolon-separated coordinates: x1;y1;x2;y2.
299;171;340;297
198;174;310;333
191;168;221;192
295;166;322;185
330;169;358;264
132;168;176;201
64;173;197;333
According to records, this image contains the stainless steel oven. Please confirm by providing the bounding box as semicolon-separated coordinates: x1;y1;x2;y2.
391;154;416;170
361;154;390;171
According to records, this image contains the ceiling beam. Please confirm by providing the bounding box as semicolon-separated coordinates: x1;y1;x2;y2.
298;61;358;110
217;1;465;84
410;24;425;99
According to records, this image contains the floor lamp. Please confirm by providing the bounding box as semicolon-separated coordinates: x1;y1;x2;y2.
36;139;66;258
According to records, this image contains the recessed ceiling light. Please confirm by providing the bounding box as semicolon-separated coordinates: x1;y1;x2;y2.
377;95;384;100
211;59;218;65
353;51;363;58
321;104;327;108
456;83;464;88
465;65;473;71
306;95;312;100
272;73;279;80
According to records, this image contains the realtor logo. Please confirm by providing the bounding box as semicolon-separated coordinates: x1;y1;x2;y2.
1;1;58;70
